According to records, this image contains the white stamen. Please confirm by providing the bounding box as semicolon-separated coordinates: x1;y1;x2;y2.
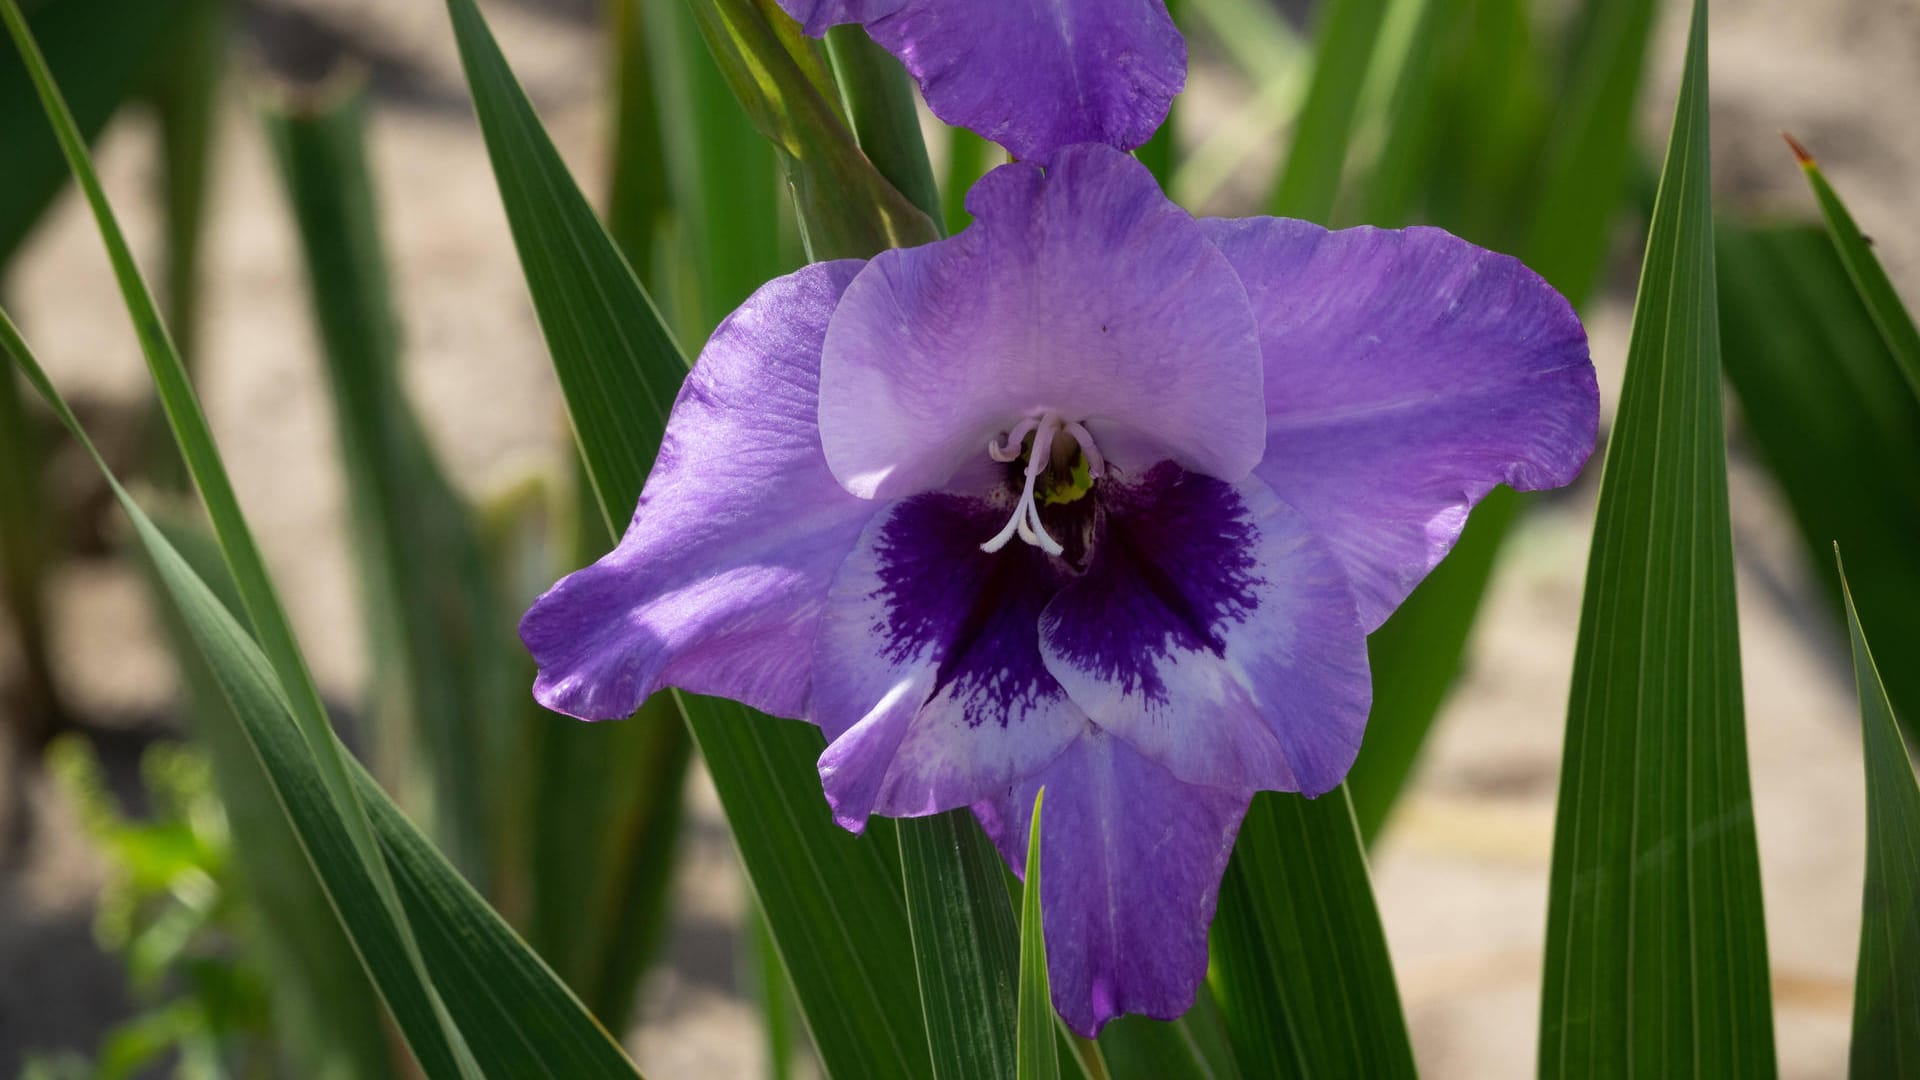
980;413;1087;557
1063;419;1106;478
987;416;1040;462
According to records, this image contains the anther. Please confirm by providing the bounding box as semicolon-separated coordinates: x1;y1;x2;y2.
1063;420;1105;478
987;417;1040;463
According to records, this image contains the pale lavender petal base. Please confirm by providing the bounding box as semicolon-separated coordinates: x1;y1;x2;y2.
820;145;1264;500
1040;464;1370;796
1204;218;1598;631
519;261;877;721
972;728;1249;1037
812;493;1089;829
775;0;1184;160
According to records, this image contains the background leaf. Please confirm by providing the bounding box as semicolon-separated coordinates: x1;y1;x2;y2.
0;0;199;752
0;358;62;743
0;0;188;266
1265;0;1388;222
264;76;503;891
1342;0;1659;842
1838;557;1920;1077
1517;0;1657;305
643;0;791;336
1717;223;1920;744
1787;136;1920;402
1096;1002;1241;1080
1538;3;1777;1073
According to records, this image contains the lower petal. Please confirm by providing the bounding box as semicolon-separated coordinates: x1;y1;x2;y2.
813;493;1089;829
972;729;1250;1037
1040;464;1371;796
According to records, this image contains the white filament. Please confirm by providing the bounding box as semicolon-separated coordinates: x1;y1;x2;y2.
980;413;1105;556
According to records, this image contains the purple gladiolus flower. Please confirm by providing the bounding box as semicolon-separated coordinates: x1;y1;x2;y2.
521;144;1597;1035
774;0;1185;161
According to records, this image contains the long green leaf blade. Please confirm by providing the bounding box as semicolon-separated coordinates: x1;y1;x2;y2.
1838;556;1920;1076
1209;789;1415;1076
355;760;644;1079
1;0;354;794
1538;3;1776;1073
2;316;643;1079
441;3;935;1072
899;812;1020;1080
1786;135;1920;403
143;516;396;1080
1017;791;1059;1080
0;5;471;1069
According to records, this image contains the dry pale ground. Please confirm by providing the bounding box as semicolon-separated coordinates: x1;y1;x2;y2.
2;0;1917;1075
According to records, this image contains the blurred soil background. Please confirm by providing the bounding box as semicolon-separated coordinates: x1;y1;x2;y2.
2;0;1917;1075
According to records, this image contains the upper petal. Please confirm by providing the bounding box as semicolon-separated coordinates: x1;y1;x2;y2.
812;492;1090;830
820;144;1265;501
774;0;907;36
776;0;1184;160
1040;464;1371;796
971;728;1250;1037
519;261;877;721
1204;218;1598;631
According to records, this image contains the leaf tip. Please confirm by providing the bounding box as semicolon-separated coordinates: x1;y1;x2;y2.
1781;131;1817;169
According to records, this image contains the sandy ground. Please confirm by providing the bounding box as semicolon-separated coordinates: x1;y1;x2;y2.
2;0;1917;1075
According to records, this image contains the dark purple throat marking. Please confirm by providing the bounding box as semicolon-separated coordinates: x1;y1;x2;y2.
870;493;1074;728
1044;462;1265;704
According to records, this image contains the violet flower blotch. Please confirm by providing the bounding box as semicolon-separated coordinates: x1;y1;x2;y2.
520;145;1598;1036
776;0;1185;162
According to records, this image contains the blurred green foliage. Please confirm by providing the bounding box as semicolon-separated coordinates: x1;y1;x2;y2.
28;738;275;1079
